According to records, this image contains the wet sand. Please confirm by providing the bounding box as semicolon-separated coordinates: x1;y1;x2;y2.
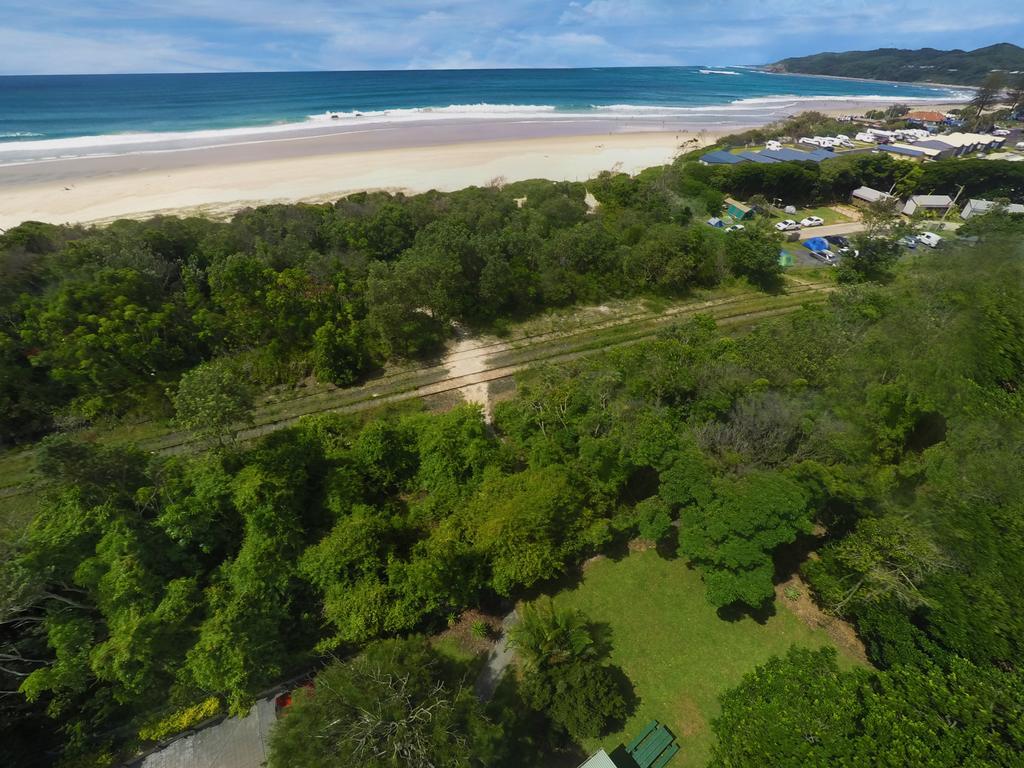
0;96;962;229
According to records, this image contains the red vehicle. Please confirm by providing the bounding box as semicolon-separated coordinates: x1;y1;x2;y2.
274;681;314;718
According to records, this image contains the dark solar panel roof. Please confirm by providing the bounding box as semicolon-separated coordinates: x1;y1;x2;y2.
760;148;814;161
701;150;747;164
737;151;778;163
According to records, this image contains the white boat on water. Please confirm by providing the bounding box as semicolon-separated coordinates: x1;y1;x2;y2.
699;69;741;75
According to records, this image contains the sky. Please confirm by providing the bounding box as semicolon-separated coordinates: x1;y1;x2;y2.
0;0;1021;75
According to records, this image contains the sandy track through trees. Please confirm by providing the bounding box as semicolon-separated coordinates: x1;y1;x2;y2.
0;278;834;495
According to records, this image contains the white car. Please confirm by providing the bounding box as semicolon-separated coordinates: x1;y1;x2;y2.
765;140;782;151
800;216;824;227
725;224;745;232
1016;141;1024;150
775;219;799;231
916;231;944;248
992;129;1011;137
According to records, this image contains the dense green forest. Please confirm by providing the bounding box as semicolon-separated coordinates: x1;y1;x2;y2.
3;150;1024;449
2;150;1024;766
3;243;1023;765
766;42;1024;87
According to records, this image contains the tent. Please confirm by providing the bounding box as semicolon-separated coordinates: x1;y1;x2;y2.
707;217;725;228
802;237;830;252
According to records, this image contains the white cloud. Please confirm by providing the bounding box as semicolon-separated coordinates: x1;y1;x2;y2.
0;26;252;74
0;0;1019;74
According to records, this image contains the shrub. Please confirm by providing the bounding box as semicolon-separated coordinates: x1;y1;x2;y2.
138;697;221;742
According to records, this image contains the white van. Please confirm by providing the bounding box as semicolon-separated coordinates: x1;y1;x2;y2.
916;232;943;249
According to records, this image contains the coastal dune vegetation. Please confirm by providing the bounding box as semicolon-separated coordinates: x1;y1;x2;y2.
3;147;1024;448
1;148;1023;767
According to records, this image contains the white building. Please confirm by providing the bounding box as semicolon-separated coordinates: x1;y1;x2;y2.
902;195;955;217
961;199;1024;219
851;186;893;206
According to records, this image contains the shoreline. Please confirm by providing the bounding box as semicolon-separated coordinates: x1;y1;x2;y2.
0;94;964;229
0;131;707;229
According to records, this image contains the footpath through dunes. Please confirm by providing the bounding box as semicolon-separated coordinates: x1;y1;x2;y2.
0;276;834;496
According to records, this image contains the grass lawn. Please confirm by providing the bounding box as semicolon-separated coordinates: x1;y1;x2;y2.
545;550;861;768
763;205;851;226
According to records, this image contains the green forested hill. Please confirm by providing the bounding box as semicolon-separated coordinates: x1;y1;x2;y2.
765;43;1024;86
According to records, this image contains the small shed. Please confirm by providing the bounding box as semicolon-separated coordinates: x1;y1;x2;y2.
962;199;1024;219
851;186;892;207
902;195;954;217
725;198;755;220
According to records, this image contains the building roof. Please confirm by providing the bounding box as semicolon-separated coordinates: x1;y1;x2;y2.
701;150;746;164
936;132;999;148
725;197;753;212
913;139;957;151
578;750;622;768
908;195;954;207
736;151;778;163
852;186;891;203
891;142;941;157
760;147;816;162
878;144;926;157
905;110;947;122
964;199;1024;215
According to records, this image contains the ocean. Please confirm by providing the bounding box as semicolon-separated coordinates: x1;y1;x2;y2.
0;67;968;161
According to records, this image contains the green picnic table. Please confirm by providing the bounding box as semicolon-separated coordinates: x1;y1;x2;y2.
634;728;672;768
627;723;677;768
626;720;659;753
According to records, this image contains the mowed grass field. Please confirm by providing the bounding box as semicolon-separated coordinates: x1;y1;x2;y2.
546;550;860;768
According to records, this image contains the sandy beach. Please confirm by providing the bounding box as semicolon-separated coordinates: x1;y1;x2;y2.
0;95;963;229
0;129;714;229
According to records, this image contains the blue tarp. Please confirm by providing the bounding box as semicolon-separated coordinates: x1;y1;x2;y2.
802;237;830;252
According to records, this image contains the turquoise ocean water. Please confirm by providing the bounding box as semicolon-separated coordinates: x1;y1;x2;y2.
0;67;968;158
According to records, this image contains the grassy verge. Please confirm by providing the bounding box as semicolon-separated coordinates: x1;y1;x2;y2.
543;550;863;768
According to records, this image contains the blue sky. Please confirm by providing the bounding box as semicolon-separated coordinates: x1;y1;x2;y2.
1;0;1020;74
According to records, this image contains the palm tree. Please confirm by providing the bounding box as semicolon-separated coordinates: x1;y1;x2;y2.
508;599;595;670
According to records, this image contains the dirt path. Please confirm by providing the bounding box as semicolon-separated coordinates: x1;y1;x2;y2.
474;608;519;702
445;328;494;422
0;279;834;493
776;573;870;666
